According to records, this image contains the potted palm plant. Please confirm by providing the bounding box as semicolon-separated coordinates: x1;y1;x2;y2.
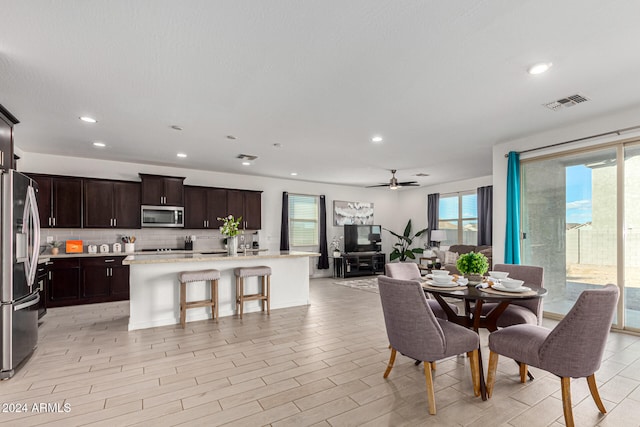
384;219;428;262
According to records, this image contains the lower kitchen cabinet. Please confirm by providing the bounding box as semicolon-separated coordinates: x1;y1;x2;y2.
48;256;129;307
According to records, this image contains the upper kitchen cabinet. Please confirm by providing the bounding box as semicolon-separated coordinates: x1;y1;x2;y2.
84;179;141;228
139;174;185;206
0;104;19;171
28;174;82;228
184;186;227;229
227;189;262;230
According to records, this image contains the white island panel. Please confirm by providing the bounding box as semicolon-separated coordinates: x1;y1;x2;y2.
125;252;318;330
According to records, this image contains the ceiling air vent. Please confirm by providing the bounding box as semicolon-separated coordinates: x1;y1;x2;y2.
543;94;590;111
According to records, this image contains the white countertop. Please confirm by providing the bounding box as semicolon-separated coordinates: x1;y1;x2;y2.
42;248;269;259
122;250;320;265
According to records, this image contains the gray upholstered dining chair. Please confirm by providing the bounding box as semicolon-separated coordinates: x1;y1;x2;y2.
385;262;459;320
480;263;544;326
486;284;619;427
378;275;480;415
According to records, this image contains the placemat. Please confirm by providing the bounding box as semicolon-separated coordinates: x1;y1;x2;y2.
421;282;468;291
480;287;537;297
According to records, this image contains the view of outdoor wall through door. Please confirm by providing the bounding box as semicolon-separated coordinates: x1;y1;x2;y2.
625;144;640;328
521;148;617;319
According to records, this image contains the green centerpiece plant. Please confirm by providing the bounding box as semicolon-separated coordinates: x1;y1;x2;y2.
456;251;489;283
384;219;428;262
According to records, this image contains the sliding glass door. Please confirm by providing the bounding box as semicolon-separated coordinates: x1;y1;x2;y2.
521;148;618;319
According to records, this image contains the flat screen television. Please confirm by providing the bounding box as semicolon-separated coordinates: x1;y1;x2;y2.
344;224;382;253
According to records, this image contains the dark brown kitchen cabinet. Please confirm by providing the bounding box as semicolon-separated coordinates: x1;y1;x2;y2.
80;257;129;302
140;174;185;206
36;261;50;320
227;189;262;230
28;174;83;228
48;258;81;307
0;104;19;171
84;179;140;228
49;256;129;307
184;185;227;229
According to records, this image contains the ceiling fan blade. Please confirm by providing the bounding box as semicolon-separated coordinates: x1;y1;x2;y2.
398;181;419;186
365;183;391;188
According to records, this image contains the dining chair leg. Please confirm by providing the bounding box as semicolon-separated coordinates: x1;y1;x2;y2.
587;374;607;414
519;362;528;383
561;377;575;427
431;361;436;371
383;347;397;378
424;361;436;415
486;351;499;398
469;349;480;397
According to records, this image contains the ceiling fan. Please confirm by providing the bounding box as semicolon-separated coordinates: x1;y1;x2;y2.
367;169;419;190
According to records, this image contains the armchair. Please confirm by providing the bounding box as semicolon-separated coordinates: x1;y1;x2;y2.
486;284;619;427
378;275;481;415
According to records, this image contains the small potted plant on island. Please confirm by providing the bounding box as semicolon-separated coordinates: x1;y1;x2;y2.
49;241;64;255
456;251;489;284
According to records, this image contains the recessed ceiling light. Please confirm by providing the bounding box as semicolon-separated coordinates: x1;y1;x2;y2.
177;153;187;158
171;125;183;131
528;62;552;75
80;116;97;123
371;136;383;143
226;135;237;140
92;142;106;148
273;143;282;148
242;161;251;166
290;172;298;176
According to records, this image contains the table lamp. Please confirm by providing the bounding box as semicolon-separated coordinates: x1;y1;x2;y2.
430;230;447;249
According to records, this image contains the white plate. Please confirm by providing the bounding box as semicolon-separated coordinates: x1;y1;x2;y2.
492;283;531;293
424;281;459;288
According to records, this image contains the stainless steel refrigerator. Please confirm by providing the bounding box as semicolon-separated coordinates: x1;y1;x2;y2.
1;169;41;379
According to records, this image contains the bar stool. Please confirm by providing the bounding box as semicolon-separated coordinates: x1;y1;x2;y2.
234;266;271;319
178;269;220;328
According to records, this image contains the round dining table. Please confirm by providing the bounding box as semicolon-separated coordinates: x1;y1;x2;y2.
422;281;548;401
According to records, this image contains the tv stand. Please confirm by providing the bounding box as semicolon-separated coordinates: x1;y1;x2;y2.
338;252;385;278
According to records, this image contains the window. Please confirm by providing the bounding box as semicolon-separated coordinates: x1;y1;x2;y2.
289;194;319;246
438;192;477;245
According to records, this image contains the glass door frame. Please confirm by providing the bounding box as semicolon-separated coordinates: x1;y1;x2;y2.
520;136;640;332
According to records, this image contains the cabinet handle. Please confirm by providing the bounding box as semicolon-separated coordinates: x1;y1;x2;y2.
104;259;115;263
48;217;51;226
109;267;112;277
53;217;56;226
48;271;52;280
113;218;117;227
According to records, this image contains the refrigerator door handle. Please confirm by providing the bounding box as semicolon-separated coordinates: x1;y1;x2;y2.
14;293;40;311
26;186;41;288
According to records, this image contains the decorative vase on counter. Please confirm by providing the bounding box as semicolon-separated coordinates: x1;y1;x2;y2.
51;247;59;255
227;236;238;256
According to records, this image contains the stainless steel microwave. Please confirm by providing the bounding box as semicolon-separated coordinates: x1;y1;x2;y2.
141;205;184;228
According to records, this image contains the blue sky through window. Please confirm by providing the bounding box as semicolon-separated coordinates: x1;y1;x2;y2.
566;165;592;224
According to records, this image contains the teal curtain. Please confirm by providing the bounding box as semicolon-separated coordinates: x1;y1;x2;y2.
505;151;521;264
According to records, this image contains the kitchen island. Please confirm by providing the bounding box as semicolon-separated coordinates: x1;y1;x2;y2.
123;251;319;330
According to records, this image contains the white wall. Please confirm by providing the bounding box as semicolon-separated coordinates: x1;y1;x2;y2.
19;152;402;276
492;105;640;265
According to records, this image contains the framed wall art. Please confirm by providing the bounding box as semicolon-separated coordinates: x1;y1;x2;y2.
333;200;374;226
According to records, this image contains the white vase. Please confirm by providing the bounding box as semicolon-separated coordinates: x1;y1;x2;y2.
227;236;238;256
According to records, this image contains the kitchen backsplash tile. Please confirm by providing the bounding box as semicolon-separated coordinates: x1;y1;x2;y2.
40;228;257;252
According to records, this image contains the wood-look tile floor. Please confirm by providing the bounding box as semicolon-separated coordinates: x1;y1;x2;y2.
2;278;640;426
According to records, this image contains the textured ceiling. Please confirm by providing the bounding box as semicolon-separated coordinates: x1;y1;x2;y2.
2;0;640;188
